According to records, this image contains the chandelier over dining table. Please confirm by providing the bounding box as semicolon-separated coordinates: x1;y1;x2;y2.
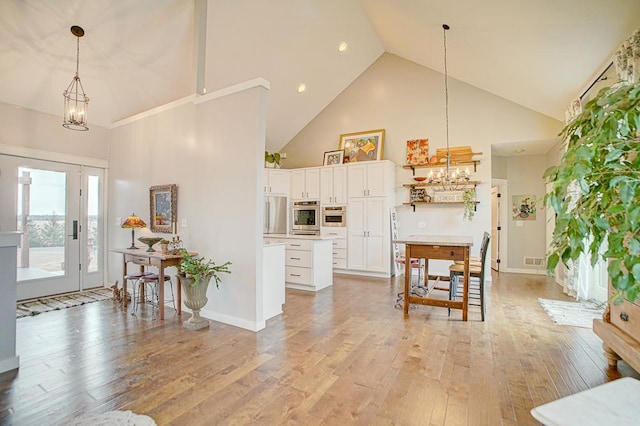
428;24;470;192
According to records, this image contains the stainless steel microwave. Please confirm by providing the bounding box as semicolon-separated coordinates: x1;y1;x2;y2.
322;206;346;227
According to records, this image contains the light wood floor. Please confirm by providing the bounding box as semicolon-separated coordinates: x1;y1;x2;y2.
1;271;638;425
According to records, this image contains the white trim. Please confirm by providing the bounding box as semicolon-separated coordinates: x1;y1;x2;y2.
335;270;391;278
0;356;19;374
193;78;270;105
0;144;108;168
109;78;271;129
109;95;196;129
503;267;548;275
190;306;265;332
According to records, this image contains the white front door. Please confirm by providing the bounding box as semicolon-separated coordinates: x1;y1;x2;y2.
0;155;104;300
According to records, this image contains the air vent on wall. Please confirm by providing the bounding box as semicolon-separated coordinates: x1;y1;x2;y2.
524;257;545;267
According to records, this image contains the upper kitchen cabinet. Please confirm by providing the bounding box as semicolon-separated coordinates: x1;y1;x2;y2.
320;165;347;205
347;161;395;198
291;167;320;201
264;169;289;195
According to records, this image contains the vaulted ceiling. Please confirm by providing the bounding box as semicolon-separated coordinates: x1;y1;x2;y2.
1;1;638;153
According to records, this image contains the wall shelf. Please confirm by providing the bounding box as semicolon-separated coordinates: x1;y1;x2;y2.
403;160;480;175
403;201;480;212
403;180;481;189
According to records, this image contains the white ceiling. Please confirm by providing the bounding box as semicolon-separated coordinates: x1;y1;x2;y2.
1;0;638;154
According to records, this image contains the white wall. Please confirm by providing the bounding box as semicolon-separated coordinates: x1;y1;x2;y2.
0;101;109;160
281;53;562;273
108;83;269;331
503;155;548;273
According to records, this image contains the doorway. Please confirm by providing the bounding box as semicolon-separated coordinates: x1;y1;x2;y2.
0;155;105;300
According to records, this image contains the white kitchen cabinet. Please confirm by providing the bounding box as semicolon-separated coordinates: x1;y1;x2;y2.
347;161;392;198
263;236;333;292
347;197;389;273
262;243;285;321
320;165;347;205
291;167;320;200
264;169;289;195
321;227;347;270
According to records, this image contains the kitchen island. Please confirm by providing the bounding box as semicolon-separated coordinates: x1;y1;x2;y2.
264;234;334;292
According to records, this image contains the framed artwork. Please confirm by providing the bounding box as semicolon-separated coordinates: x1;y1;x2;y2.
150;184;177;233
339;129;385;163
323;150;344;166
406;139;429;165
512;194;537;220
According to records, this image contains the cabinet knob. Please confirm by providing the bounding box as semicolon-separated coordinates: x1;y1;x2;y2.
620;312;629;322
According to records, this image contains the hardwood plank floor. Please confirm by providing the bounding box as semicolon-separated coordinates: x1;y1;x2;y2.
1;271;638;425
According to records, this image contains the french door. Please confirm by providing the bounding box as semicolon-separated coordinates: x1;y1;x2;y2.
0;155;104;300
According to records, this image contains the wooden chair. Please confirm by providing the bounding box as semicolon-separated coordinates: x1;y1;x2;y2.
449;232;490;321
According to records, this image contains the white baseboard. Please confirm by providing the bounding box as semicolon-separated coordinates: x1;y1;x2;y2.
186;306;266;332
0;356;19;374
503;267;548;275
336;269;391;278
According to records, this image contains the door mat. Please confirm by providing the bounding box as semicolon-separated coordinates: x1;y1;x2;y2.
538;298;605;328
17;287;112;318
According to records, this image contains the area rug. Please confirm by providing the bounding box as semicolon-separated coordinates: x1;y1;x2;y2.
66;410;156;425
538;298;605;328
17;288;112;319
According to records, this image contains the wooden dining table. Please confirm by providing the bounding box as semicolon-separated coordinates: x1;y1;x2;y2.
393;235;473;321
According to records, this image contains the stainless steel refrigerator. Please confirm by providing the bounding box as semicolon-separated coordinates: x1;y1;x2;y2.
263;195;287;234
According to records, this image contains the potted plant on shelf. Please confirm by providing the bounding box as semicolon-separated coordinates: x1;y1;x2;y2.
264;151;281;168
462;189;476;221
544;81;640;303
177;248;232;330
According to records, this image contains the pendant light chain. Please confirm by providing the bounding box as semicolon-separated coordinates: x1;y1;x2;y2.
75;36;80;77
443;24;450;173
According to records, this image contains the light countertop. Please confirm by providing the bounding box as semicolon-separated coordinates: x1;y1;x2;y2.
264;233;336;240
393;235;473;247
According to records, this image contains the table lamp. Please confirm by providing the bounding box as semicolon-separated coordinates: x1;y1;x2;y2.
121;213;147;249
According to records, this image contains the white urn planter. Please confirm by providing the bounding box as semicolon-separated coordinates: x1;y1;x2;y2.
180;273;212;330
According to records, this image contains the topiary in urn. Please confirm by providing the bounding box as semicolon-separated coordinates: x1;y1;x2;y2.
177;248;231;330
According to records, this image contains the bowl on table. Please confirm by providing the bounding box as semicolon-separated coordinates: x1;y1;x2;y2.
413;176;427;182
138;237;163;252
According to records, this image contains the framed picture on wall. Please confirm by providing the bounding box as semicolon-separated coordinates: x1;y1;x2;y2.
150;184;177;233
323;150;344;166
339;129;385;163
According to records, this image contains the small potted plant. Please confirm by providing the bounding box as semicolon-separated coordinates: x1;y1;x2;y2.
160;239;170;255
264;151;281;168
462;189;476;221
177;248;231;330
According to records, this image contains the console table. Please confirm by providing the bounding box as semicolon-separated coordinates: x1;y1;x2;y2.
111;248;193;320
393;235;472;321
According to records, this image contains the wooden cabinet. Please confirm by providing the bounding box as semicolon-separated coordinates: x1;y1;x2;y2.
263;237;333;292
291;168;320;200
594;283;640;372
320;165;347;205
264;169;289;195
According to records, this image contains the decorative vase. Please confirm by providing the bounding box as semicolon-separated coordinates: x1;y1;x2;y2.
160;243;169;255
180;273;212;330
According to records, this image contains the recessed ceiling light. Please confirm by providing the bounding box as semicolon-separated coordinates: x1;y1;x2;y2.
515;148;526;153
297;84;306;94
338;42;348;52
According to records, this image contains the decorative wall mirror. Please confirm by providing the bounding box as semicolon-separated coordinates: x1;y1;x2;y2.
149;184;177;233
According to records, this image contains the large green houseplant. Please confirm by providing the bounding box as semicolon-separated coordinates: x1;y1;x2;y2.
178;249;231;329
544;82;640;302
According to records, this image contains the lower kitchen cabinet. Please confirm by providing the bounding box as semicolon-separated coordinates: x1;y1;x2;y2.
263;237;333;292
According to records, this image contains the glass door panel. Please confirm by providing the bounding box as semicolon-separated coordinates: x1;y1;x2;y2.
82;167;104;288
11;159;81;300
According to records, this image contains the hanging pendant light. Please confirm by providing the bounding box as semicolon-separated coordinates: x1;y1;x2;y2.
428;24;470;191
63;25;89;131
